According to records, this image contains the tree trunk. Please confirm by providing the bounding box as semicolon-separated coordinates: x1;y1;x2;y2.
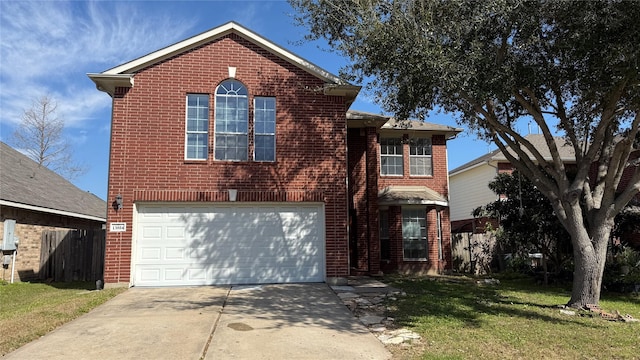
567;224;611;308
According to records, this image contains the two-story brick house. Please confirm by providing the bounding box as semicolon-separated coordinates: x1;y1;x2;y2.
89;22;460;287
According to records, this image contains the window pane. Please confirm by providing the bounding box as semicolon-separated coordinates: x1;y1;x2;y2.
402;209;427;260
409;138;433;176
254;97;276;161
214;80;248;161
186;133;207;160
255;134;275;161
410;156;433;176
186;94;209;160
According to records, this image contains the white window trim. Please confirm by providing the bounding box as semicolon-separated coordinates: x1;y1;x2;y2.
253;96;276;162
214;80;248;162
409;137;433;176
380;137;404;176
402;206;428;261
185;94;209;161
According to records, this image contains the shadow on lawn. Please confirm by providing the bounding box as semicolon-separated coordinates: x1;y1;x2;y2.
36;281;100;291
385;275;602;329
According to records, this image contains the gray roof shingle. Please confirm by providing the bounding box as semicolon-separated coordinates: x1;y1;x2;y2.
0;142;106;220
449;134;577;175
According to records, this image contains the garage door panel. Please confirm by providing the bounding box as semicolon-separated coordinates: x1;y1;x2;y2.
139;247;161;261
133;203;325;286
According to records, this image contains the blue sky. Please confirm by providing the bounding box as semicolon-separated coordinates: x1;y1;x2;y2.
0;0;501;201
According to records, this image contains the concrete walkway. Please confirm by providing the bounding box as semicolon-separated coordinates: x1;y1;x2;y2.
5;283;391;360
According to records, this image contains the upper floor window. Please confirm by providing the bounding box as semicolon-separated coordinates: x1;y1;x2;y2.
185;94;209;160
409;138;432;176
215;80;248;161
380;138;403;176
254;97;276;162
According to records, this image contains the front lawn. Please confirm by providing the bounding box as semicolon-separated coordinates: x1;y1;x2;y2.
0;281;125;356
384;275;640;359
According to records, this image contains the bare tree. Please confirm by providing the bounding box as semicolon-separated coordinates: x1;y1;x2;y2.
12;95;87;180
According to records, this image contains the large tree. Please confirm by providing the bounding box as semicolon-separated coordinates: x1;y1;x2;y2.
12;95;86;180
290;0;640;307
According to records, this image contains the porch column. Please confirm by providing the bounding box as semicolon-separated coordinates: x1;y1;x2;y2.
365;127;381;274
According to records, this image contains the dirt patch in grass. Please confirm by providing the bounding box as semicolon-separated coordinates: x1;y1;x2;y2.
0;282;125;355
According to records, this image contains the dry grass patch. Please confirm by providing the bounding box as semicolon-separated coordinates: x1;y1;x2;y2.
384;275;640;360
0;281;125;355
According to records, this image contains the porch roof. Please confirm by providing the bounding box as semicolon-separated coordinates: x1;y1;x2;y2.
378;186;448;206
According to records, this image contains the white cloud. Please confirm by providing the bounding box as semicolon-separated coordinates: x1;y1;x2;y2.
0;0;194;128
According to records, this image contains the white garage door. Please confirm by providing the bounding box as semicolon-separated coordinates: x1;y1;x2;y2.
133;203;325;286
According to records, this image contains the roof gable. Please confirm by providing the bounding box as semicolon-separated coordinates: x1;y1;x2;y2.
88;21;359;100
0;142;106;221
449;134;577;175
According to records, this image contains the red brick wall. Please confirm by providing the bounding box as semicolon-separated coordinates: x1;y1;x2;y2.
347;128;369;271
1;207;103;282
105;34;349;284
349;131;453;274
378;135;450;196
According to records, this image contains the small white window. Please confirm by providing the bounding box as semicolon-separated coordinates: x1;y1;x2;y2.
185;94;209;160
254;97;276;161
380;138;403;176
409;138;432;176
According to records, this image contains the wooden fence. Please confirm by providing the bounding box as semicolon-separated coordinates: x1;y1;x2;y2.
39;229;105;282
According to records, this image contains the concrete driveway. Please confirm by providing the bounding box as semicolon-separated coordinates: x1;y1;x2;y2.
5;283;391;360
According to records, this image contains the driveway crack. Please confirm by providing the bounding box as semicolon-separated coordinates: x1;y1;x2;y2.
199;286;231;360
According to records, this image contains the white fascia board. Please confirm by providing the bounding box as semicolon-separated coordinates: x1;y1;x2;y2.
450;161;491;177
101;22;349;86
0;200;106;223
379;200;449;207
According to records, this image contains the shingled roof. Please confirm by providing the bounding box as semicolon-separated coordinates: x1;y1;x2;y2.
0;142;106;221
449;134;577;175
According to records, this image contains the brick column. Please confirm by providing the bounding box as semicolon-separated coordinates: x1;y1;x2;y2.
365;127;381;274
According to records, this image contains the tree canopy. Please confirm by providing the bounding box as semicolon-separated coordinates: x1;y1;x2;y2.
290;0;640;306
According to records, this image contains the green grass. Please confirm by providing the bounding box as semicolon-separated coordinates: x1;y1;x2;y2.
0;281;125;356
384;275;640;360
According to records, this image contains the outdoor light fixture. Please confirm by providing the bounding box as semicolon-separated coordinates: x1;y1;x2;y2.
114;194;123;211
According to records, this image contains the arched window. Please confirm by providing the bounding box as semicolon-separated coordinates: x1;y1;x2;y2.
215;80;248;161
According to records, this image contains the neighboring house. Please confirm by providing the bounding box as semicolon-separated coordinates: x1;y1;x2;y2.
88;22;461;287
0;142;106;282
449;134;577;233
448;134;576;272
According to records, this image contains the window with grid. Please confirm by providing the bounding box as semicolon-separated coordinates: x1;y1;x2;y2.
185;94;209;160
380;138;403;175
215;80;248;161
254;97;276;161
409;138;432;176
402;208;428;260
